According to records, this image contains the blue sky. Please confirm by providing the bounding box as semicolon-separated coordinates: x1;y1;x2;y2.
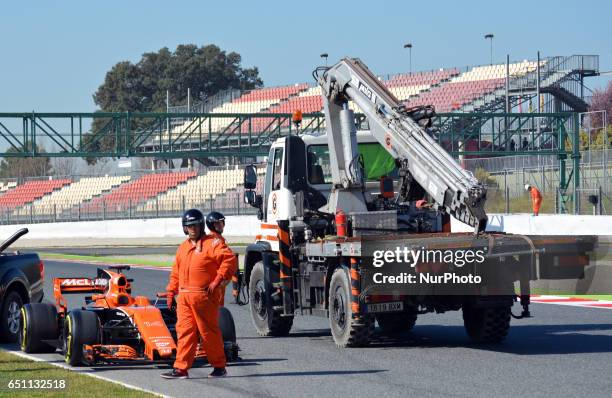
1;0;610;112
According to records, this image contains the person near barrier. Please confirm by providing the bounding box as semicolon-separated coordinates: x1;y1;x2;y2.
161;209;238;379
525;184;542;216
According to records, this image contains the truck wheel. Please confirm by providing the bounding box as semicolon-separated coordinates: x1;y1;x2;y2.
19;303;58;353
0;291;23;343
329;267;373;347
376;310;417;335
463;305;511;343
249;261;293;336
63;310;100;366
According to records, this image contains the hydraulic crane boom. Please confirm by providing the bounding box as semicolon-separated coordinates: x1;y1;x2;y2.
315;58;488;232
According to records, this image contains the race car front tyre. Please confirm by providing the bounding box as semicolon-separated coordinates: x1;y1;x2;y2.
19;303;58;353
219;307;239;362
219;307;236;343
64;310;100;366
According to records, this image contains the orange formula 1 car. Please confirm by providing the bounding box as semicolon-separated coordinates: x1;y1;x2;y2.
18;265;239;366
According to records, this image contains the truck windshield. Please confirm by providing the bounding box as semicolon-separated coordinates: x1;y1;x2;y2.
307;143;397;184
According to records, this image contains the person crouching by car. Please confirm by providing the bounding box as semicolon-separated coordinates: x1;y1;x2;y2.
161;209;237;379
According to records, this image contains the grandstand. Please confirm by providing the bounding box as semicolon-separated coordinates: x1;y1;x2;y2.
80;171;197;216
0;179;72;212
0;181;17;193
29;175;131;215
167;84;310;139
0;54;603;223
154;55;595;147
138;55;599;160
137;167;243;214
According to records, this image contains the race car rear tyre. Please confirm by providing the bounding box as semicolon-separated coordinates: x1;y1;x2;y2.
19;303;58;353
463;305;511;343
219;307;236;343
376;310;417;335
329;267;373;347
249;261;293;336
64;310;100;366
0;290;24;343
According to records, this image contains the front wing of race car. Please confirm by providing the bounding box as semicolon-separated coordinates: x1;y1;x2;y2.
82;303;239;364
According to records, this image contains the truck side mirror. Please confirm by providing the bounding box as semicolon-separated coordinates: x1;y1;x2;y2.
244;190;262;208
244;165;257;190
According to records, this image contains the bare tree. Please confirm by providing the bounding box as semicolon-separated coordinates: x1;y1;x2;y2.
136;157;154;170
87;157;113;175
0;144;53;180
51;157;78;177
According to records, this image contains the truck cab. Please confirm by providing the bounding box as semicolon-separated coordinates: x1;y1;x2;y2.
247;131;419;233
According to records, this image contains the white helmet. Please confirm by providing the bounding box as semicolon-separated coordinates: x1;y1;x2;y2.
524;184;531;191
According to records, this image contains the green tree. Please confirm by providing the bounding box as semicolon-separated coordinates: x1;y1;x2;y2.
84;44;263;164
0;144;52;180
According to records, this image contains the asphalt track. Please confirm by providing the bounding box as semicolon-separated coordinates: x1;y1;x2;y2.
3;259;612;398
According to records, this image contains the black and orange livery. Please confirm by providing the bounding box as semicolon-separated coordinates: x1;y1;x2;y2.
19;265;238;366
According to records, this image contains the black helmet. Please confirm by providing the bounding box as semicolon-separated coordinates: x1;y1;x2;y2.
182;208;204;235
206;211;226;234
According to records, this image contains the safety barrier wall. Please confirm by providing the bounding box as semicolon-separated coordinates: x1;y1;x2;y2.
0;215;261;240
0;214;609;242
451;214;612;235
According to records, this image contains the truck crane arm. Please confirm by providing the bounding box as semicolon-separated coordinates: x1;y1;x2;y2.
315;58;488;232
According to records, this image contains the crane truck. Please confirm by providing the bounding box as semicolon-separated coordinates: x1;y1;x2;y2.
239;58;596;347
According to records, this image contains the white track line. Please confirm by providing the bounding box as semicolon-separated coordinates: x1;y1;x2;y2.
0;347;168;397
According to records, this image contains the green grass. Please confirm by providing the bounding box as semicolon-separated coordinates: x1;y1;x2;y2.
485;190;557;214
556;294;612;301
40;252;246;271
527;287;612;300
40;253;172;268
0;351;157;397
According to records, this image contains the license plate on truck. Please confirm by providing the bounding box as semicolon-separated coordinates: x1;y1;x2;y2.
367;301;404;313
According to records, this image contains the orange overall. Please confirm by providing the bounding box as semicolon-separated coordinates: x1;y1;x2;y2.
167;234;237;371
530;187;542;216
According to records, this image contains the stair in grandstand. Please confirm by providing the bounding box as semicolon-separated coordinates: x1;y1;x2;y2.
540;84;589;112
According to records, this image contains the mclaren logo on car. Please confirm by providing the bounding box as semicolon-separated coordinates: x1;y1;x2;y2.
61;278;108;287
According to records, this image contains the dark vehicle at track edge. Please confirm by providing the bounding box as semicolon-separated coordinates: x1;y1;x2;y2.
0;228;44;342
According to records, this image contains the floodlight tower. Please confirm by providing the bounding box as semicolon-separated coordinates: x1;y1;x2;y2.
484;33;494;65
403;43;413;74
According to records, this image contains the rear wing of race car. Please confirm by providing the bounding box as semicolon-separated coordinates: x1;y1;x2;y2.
53;277;109;312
